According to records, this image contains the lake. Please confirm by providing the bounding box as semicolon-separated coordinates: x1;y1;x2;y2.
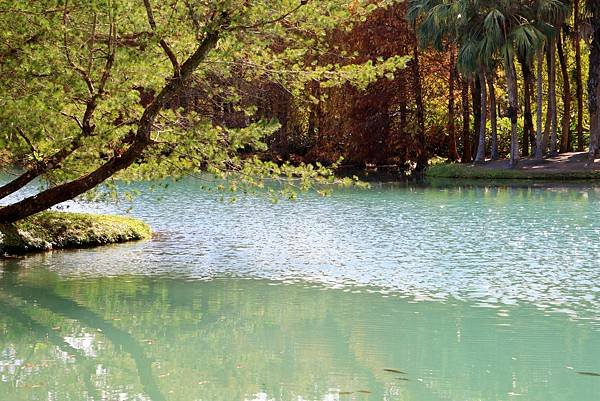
1;179;599;401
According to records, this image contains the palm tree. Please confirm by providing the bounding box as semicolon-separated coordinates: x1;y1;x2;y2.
587;0;600;162
456;34;489;163
477;4;548;166
535;44;546;159
487;71;500;160
461;77;472;162
519;52;535;156
574;0;584;151
409;0;548;167
448;46;460;161
557;30;571;152
547;40;558;155
408;0;572;166
535;0;570;157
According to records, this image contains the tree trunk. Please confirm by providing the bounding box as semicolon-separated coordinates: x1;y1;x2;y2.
588;6;600;163
548;40;558;155
488;72;499;160
506;57;520;167
447;47;459;161
535;48;545;160
461;77;472;163
0;31;221;224
575;0;584;151
519;54;534;157
412;43;427;171
306;81;320;140
472;75;481;158
475;70;487;162
557;31;571;153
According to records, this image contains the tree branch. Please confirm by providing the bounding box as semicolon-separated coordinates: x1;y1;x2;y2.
143;0;180;76
0;20;226;222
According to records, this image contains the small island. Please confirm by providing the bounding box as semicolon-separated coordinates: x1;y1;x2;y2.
0;211;151;255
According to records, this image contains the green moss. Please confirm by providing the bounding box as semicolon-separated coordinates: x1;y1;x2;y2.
426;163;600;180
0;211;152;255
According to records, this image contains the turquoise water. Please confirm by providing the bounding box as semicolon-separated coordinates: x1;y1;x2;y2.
1;180;600;400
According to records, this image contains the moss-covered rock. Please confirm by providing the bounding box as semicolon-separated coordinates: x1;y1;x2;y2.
0;211;152;255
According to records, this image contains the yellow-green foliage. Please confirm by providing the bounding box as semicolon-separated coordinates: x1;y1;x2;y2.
0;212;151;254
426;163;600;180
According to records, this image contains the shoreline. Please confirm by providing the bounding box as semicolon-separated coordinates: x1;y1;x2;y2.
426;152;600;180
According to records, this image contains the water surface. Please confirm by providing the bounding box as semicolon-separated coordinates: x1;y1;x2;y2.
1;180;599;400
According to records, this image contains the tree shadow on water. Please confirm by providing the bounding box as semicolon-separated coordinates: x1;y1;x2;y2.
0;267;166;401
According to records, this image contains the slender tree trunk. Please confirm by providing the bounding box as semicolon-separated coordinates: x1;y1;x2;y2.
575;0;584;151
535;49;545;160
519;54;534;157
447;47;459;161
461;77;472;163
472;75;481;158
557;31;571;153
548;40;558;155
506;57;520;167
306;81;320;141
488;72;499;160
412;43;427;171
588;6;600;163
475;70;487;162
0;31;221;223
528;68;536;154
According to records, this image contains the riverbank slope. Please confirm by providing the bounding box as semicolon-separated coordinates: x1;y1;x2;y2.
0;211;151;255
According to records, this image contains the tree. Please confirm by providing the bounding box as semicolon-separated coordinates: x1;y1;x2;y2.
474;70;488;162
0;0;405;223
411;39;428;171
557;30;571;152
535;45;546;159
588;0;600;162
487;72;500;160
447;46;460;161
461;78;472;162
574;0;584;151
547;41;559;155
519;52;535;156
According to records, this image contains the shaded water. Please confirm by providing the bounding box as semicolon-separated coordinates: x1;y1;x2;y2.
1;179;600;400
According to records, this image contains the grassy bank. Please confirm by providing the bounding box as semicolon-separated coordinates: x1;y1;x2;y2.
426;162;600;180
0;211;152;255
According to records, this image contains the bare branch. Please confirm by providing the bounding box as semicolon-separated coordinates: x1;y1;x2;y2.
97;15;116;95
87;13;97;75
0;8;63;16
60;111;84;130
228;0;307;32
184;0;201;34
62;1;95;94
15;128;37;157
143;0;180;76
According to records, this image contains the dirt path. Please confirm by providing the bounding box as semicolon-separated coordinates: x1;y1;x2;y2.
479;152;600;172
